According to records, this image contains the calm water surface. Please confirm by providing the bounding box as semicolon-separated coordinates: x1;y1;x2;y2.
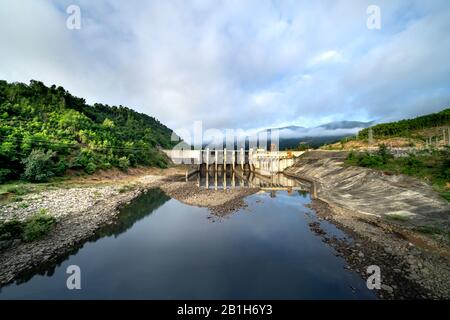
0;186;376;299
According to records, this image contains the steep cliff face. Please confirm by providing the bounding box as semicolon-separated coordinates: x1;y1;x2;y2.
285;151;450;228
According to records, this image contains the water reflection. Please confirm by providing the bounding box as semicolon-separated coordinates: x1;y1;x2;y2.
191;171;310;192
1;189;170;287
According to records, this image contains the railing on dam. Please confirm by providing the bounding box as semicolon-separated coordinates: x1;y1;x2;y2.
162;148;305;175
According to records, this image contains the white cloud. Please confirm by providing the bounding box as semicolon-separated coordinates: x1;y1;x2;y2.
308;50;344;67
0;0;449;137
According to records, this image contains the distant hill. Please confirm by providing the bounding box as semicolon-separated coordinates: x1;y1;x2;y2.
0;80;176;182
262;120;373;149
358;108;450;139
318;120;374;130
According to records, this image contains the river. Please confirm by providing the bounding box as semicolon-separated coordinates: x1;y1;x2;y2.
0;173;376;299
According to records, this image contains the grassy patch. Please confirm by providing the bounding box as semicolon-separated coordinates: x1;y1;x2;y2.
414;225;450;243
0;208;56;244
118;184;136;193
11;196;24;202
6;185;28;195
0;179;74;204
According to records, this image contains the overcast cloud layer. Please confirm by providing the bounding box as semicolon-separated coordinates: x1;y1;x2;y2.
1;0;449;136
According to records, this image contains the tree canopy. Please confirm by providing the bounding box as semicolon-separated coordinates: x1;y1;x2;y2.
358;108;450;139
0;80;177;182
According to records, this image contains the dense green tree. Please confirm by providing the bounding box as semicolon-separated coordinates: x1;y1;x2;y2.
358;109;450;139
21;149;56;182
0;80;177;182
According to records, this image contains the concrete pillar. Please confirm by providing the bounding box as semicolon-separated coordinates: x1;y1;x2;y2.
232;171;235;188
223;171;227;189
197;172;200;187
205;172;209;189
232;150;235;171
240;148;244;170
206;148;210;171
214;171;218;191
223;148;227;172
215;151;218;172
249;148;253;171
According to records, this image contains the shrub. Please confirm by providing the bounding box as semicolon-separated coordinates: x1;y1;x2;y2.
0;219;23;241
406;155;422;167
148;151;168;168
0;169;11;184
22;209;56;242
377;144;392;164
117;156;130;171
357;154;384;167
53;158;68;176
85;162;97;174
21;149;56;182
72;148;95;169
347;151;356;161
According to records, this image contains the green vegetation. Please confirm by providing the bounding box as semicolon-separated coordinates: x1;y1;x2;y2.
346;146;450;202
22;209;57;242
1;181;51;199
0;80;177;183
295;143;311;151
118;184;137;193
0;209;56;244
21;149;57;182
5;184;28;195
414;225;450;244
358;108;450;140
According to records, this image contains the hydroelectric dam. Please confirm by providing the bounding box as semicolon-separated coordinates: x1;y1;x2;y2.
163;148;306;177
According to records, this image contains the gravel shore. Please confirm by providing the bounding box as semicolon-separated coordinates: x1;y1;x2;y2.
309;199;450;299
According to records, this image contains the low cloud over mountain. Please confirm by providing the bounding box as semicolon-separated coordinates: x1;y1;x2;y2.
266;120;374;139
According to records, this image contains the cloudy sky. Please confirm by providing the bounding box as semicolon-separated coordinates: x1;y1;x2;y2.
1;0;449;136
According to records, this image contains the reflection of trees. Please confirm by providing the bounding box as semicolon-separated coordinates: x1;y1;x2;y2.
297;190;308;198
96;188;170;238
4;188;170;287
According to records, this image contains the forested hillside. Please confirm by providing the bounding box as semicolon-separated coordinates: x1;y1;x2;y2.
358;108;450;139
0;80;176;182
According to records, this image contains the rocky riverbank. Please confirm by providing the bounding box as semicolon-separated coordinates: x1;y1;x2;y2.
287;151;450;299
